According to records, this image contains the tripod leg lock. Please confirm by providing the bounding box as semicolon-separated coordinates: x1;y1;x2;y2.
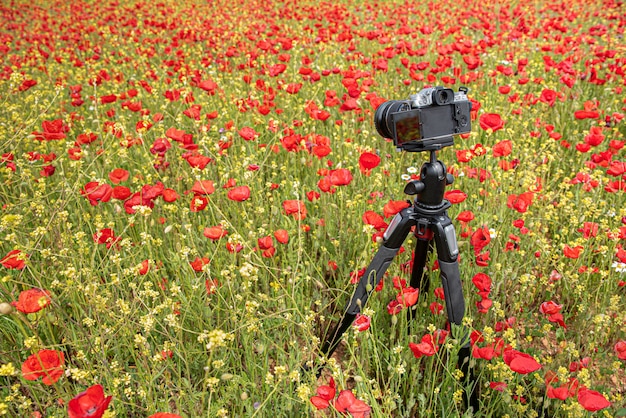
433;216;459;260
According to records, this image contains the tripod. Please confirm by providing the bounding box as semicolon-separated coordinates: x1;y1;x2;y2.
318;147;478;411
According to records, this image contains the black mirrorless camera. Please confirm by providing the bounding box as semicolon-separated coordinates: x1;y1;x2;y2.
374;86;472;152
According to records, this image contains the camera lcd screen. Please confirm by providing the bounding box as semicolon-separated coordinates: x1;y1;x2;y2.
392;109;423;145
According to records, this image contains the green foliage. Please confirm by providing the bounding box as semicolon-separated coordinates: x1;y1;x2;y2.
0;0;625;417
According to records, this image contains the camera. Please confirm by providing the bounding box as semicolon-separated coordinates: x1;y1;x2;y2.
374;86;472;151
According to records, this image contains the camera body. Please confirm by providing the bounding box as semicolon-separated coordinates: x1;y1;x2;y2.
375;86;472;151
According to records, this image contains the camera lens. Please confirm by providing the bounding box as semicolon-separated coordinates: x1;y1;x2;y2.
374;100;409;139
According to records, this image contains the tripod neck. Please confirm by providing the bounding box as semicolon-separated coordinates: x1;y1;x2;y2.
404;150;453;210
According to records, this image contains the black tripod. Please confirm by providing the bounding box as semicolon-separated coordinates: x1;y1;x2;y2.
318;147;478;411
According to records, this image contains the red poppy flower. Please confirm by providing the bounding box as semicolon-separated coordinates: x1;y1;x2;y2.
429;301;444;315
191;180;215;195
382;200;410;218
391;276;406;289
274;229;289;244
539;301;562;315
387;299;403;315
329;168;353;186
470;227;491;254
339;98;359;112
353;314;371;332
306;190;320;201
475;251;490;266
19;79;37;91
310;377;336;410
123;193;142;214
574;110;600;119
81;182;113;206
362;211;387;231
162;188;179;202
100;94;117;104
456;210;474;223
577;388;610;412
282;200;307;220
396;286;419;307
238;126;258;141
190;195;209;212
456;149;474;163
1;249;28;270
185;153;212;169
39;165;55;177
165;127;189;143
205;279;218;295
539;88;558;106
226;242;243;253
540;301;566;327
190;257;210;272
607;161;626;177
109;168;129;184
150;137;172;155
110;186;130;200
204;226;228;240
547;384;570;401
138;259;150;275
183;104;201;120
310;395;330;410
141;182;164;201
227;185;250;201
257;236;274;250
22;349;64;385
507;192;533;213
614;340;626;360
358;152;381;173
585;126;605;146
472;272;492;294
93;228;120;249
193;79;216;95
68;384;112;418
563;245;584;259
498;85;511;94
492;140;512;157
502;348;541;374
476;298;493;313
409;334;438;358
478;113;505;131
32;119;67;141
569;357;590;372
12;288;51;313
472;342;501;361
334;390;371;417
577;222;599;238
444;189;467;204
490;382;507;392
285;83;302;94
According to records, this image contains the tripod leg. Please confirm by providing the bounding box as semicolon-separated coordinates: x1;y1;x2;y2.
409;235;433;293
431;215;479;412
319;207;416;360
407;232;433;322
431;215;464;326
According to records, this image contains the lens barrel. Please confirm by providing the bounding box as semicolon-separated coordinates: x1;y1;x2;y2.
374;100;410;139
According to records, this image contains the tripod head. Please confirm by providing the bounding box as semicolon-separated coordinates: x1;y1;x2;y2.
403;148;454;210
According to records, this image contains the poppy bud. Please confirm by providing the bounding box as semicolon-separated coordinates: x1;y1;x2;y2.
0;302;13;315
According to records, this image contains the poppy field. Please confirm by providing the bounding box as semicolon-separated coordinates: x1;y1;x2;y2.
1;0;626;416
